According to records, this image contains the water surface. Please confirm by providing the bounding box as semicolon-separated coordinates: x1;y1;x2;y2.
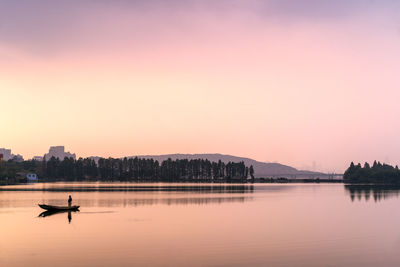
1;183;399;267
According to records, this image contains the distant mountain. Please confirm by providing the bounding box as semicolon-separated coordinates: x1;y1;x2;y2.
126;153;333;179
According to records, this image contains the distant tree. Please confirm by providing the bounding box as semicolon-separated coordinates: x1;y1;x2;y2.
373;160;378;168
0;155;254;183
249;165;255;182
344;161;400;183
42;157;47;177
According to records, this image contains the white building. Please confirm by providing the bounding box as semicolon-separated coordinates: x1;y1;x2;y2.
44;146;76;160
33;156;44;161
26;173;38;182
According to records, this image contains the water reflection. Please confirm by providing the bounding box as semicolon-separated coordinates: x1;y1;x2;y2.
4;184;400;267
0;184;255;193
0;195;254;209
345;185;400;202
0;183;257;208
88;195;253;207
38;209;79;223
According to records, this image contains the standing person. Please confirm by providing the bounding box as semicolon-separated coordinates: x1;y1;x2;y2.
68;195;72;207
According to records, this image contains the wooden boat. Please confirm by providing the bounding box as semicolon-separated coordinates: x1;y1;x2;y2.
38;204;80;211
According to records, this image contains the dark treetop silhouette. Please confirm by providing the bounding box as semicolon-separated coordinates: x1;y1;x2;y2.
0;156;252;183
343;161;400;184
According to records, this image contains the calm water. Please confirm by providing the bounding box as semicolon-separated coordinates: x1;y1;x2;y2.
1;183;400;267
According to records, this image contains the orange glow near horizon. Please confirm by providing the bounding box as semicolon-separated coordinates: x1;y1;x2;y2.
1;1;400;172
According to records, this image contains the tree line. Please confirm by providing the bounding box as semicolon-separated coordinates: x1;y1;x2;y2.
1;157;255;183
343;161;400;183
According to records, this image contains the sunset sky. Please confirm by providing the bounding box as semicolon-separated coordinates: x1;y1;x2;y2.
1;0;400;172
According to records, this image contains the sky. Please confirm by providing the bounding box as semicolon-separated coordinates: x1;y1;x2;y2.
1;0;400;172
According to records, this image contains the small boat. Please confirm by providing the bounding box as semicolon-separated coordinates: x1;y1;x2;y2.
38;204;80;211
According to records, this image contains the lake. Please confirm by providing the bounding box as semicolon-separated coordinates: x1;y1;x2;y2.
1;183;400;267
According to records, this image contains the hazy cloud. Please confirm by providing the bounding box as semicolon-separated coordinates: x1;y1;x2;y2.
0;0;398;54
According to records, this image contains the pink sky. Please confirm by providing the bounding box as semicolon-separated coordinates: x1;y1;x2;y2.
1;1;400;172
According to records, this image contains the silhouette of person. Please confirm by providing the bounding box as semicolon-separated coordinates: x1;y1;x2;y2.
68;195;72;207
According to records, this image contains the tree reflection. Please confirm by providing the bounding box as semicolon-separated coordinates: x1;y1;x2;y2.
345;185;400;202
3;184;255;193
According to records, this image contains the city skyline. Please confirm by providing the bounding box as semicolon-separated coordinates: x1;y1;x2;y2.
1;0;400;172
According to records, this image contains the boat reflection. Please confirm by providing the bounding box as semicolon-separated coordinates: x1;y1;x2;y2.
38;209;79;223
345;185;400;202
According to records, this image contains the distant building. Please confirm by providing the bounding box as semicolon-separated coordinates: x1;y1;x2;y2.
0;148;12;161
12;154;24;162
33;156;44;161
44;146;76;160
26;173;38;182
0;148;24;162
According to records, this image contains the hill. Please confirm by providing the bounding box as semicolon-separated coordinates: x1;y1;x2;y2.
126;153;333;179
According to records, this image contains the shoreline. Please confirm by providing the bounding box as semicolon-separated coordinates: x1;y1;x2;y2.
1;178;344;186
